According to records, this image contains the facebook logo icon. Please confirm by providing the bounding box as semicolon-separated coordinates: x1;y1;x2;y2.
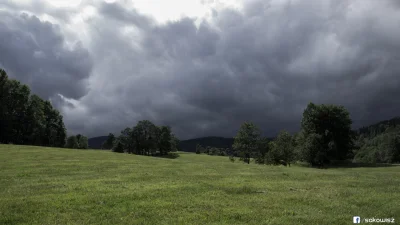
353;216;361;223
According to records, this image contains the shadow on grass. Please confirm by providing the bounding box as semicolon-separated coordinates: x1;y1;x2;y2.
152;152;180;159
326;162;400;168
295;161;400;169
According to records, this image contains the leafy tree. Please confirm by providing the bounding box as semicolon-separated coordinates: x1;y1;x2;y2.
117;127;132;153
233;122;261;164
102;133;115;150
269;130;294;166
210;147;219;155
132;120;158;155
4;80;30;144
299;103;354;166
292;131;305;162
159;126;172;155
23;95;45;145
255;137;270;164
300;133;325;167
0;69;9;143
76;134;88;149
205;146;211;155
113;141;124;153
43;101;66;147
170;134;180;152
195;144;203;154
65;136;79;149
219;148;228;156
0;68;66;147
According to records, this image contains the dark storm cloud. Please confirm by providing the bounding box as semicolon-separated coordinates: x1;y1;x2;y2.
0;10;93;100
2;0;400;139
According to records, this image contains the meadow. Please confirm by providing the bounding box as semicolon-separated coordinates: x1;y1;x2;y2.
0;144;399;225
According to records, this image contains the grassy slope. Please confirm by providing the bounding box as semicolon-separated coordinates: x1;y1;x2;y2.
0;145;399;225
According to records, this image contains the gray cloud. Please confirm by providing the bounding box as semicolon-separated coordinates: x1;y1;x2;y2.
1;0;400;139
0;10;93;100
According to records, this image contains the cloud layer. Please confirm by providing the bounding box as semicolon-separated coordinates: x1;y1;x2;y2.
1;0;400;139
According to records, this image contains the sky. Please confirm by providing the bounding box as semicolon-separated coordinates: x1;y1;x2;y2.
1;0;400;139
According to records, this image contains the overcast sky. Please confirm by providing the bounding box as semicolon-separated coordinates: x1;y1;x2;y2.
1;0;400;139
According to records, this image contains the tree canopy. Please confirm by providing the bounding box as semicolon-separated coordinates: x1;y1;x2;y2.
232;122;261;164
0;68;66;147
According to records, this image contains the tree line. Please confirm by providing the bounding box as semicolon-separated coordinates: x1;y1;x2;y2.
101;120;180;156
0;69;66;147
195;144;230;156
65;134;89;149
227;103;356;167
195;102;400;167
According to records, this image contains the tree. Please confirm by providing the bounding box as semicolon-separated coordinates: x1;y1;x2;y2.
301;133;326;167
132;120;158;155
65;136;79;149
233;122;261;164
76;134;88;149
119;128;133;153
205;146;211;155
102;133;115;150
299;103;354;166
113;141;124;153
270;130;294;166
0;69;9;144
255;137;270;164
0;68;67;147
353;128;400;164
170;134;180;152
195;144;203;154
23;95;46;145
219;148;228;156
43;101;67;147
2;79;31;144
159;126;172;155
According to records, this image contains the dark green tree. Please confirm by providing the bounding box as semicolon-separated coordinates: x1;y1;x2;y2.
170;134;180;152
117;128;133;153
76;134;88;149
268;130;294;166
23;95;46;145
43;101;67;147
299;103;354;166
159;126;172;155
113;141;124;153
65;135;79;149
255;137;270;164
4;80;30;144
195;144;203;154
132;120;158;155
232;122;261;164
0;68;66;147
102;133;115;150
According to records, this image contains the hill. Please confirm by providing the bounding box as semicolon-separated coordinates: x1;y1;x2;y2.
179;136;235;152
88;136;107;149
357;117;400;137
354;117;400;163
88;136;236;151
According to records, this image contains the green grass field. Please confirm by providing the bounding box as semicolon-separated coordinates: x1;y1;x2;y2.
1;145;399;225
